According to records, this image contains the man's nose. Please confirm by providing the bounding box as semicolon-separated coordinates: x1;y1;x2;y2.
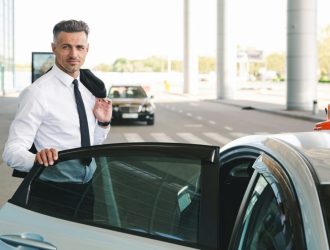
69;48;78;57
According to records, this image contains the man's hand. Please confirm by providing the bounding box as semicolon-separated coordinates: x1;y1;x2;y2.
35;148;58;167
93;98;112;125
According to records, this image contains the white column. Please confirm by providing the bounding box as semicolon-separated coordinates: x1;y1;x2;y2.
216;0;236;99
287;0;317;110
183;0;198;95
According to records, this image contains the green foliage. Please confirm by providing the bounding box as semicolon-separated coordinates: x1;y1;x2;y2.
318;25;330;80
199;56;215;73
112;58;131;72
95;56;214;73
171;60;183;72
92;63;112;72
249;62;263;78
265;53;285;79
96;56;183;72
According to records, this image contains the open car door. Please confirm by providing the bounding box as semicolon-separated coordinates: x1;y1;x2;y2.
0;142;220;250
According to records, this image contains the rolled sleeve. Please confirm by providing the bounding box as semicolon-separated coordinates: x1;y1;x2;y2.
93;124;110;145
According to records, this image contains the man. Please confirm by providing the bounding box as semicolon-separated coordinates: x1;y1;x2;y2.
2;19;112;179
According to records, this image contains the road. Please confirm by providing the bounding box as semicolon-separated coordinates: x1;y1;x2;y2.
0;93;320;207
105;99;316;146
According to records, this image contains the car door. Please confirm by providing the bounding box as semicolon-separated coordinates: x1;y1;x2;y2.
0;143;220;250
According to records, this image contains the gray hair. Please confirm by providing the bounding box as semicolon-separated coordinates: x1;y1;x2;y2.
53;20;89;40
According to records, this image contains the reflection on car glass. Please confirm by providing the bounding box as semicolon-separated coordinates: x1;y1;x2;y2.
109;86;147;98
39;158;97;183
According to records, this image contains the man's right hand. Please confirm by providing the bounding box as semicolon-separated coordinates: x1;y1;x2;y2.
35;148;58;167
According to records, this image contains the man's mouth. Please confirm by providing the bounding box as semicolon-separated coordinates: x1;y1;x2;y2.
67;59;79;64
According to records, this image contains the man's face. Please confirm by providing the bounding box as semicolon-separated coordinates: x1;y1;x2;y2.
52;31;89;77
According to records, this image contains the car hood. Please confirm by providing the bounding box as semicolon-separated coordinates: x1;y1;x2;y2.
112;98;151;106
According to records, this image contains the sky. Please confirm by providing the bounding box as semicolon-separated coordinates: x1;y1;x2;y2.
14;0;330;68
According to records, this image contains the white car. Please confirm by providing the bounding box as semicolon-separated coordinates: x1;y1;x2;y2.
0;131;330;249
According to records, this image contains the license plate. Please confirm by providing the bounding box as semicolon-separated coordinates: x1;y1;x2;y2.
122;113;138;119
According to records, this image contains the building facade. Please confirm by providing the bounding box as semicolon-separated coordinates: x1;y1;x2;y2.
0;0;15;95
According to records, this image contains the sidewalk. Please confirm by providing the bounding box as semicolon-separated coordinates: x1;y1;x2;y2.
161;82;329;123
211;90;327;123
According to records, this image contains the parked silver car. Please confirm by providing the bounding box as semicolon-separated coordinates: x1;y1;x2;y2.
0;131;330;249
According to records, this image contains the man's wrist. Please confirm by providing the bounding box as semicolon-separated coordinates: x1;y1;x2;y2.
97;120;111;127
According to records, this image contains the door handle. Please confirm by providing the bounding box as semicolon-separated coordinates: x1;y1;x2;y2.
0;233;56;250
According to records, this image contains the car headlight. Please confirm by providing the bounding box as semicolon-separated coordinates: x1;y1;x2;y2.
113;106;119;112
142;104;154;112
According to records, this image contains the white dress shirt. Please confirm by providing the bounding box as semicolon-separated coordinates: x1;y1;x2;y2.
2;64;110;172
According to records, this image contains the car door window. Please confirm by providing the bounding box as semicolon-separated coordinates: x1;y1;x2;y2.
237;175;295;249
24;145;218;246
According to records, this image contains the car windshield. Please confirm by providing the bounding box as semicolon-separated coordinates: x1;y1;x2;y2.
318;185;330;244
108;86;147;99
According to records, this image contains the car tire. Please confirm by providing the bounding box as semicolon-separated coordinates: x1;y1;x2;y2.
147;119;154;125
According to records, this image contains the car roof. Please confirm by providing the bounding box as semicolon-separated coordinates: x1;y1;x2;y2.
110;84;144;87
221;131;330;184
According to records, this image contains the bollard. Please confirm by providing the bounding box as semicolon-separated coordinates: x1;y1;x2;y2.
313;100;318;115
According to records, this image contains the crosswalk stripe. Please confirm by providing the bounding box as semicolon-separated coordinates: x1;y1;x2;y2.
253;132;270;135
203;132;232;145
184;124;203;128
120;132;257;144
177;132;209;145
224;126;233;131
230;132;250;138
124;133;144;142
151;133;175;142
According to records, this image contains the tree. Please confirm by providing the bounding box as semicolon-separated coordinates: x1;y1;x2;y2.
265;53;285;79
199;57;215;73
93;63;112;72
318;25;330;80
112;58;132;72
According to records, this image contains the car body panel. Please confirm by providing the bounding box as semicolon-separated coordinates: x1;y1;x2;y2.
221;131;330;249
0;203;195;250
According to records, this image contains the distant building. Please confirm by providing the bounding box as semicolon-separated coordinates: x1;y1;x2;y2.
0;0;15;95
237;48;264;81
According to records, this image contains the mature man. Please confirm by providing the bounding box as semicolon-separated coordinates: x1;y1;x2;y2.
2;20;112;181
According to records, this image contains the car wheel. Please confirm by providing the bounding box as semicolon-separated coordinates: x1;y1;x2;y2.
147;119;154;125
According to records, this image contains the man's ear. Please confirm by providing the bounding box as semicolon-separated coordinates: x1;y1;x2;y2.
51;43;55;52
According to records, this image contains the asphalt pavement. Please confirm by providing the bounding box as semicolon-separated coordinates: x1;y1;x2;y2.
0;84;329;206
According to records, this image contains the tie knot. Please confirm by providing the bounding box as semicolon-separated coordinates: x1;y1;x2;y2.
72;79;78;86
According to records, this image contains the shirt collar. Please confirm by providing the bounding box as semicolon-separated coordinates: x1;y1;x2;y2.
52;64;80;87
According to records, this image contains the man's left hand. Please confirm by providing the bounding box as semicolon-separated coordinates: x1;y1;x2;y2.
93;98;112;125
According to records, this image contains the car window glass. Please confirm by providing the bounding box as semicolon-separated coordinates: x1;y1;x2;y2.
27;152;202;244
318;185;330;244
237;175;295;250
108;86;147;98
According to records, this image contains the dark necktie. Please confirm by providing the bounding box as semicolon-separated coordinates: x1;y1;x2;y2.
72;79;91;147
